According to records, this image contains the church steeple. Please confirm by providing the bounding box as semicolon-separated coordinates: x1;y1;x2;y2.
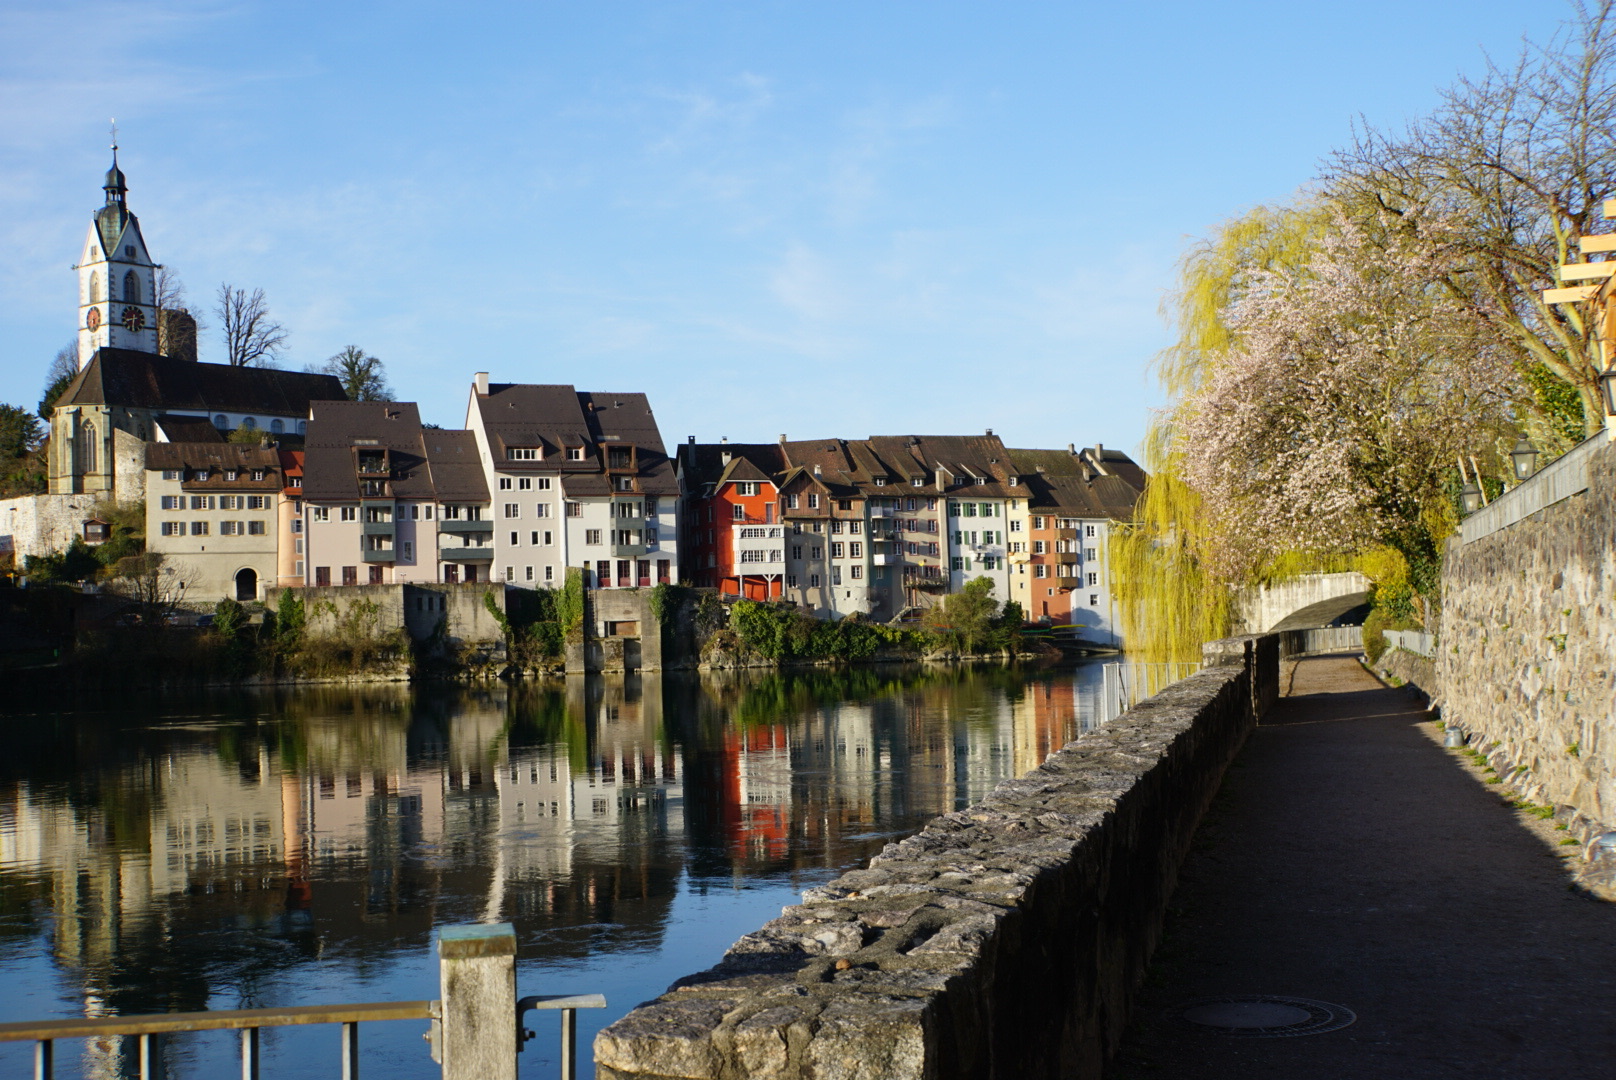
77;132;157;368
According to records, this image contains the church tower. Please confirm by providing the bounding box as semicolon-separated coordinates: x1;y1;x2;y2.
76;143;157;368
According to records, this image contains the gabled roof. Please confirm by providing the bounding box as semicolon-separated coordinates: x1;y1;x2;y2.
676;443;786;490
154;415;224;443
145;443;282;491
302;401;487;503
59;349;347;416
1007;446;1147;520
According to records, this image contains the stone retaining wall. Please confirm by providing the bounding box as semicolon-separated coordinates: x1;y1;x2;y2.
593;636;1275;1080
1438;438;1616;847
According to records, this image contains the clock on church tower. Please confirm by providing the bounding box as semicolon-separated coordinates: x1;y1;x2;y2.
76;145;158;369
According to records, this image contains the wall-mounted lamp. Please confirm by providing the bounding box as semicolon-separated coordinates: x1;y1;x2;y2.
1460;482;1484;515
1510;436;1539;481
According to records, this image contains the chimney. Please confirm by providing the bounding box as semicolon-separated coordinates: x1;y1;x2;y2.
985;427;993;436
779;434;787;443
474;372;489;395
1067;443;1075;454
722;451;731;466
1095;443;1103;456
720;436;728;444
813;464;821;476
687;435;695;444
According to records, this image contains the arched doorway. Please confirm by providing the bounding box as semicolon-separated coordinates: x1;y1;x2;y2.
235;568;258;602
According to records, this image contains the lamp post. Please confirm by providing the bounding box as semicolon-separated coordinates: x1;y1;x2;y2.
1600;366;1616;420
1510;436;1539;481
1460;482;1484;516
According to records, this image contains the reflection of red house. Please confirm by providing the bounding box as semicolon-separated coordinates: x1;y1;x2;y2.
720;725;793;862
675;442;788;600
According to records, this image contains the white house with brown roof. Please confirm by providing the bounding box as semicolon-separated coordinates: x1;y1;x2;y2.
144;444;283;602
464;374;681;590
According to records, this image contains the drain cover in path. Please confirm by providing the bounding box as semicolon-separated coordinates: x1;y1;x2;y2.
1179;995;1355;1038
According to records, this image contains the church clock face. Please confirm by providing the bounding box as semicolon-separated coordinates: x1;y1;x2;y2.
86;308;102;331
121;306;146;332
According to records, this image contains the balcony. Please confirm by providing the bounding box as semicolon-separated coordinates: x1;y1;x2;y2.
612;544;647;559
361;548;395;563
439;518;492;534
362;519;395;536
871;553;894;567
442;545;494;561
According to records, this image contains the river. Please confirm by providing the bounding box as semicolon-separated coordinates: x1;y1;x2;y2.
0;661;1108;1078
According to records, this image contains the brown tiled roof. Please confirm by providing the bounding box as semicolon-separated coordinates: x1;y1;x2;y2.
302;401;487;503
145;443;282;491
1007;446;1146;520
153;415;224;443
676;443;786;491
60;348;346;416
476;383;678;495
423;430;490;503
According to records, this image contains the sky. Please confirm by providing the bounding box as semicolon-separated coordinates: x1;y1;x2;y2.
0;1;1572;459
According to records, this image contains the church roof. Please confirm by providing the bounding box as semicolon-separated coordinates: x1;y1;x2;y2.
59;348;347;417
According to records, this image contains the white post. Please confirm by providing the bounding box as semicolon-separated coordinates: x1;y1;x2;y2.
438;922;518;1080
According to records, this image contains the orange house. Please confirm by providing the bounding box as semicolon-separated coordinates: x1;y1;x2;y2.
675;441;788;599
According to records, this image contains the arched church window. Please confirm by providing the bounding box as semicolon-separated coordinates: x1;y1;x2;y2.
79;421;98;474
123;271;140;304
298;420;307;435
214;414;229;429
242;417;258;431
89;273;102;303
270;419;285;434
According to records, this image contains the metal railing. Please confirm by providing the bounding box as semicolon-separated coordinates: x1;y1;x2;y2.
1382;629;1434;657
1278;626;1364;657
1098;661;1201;724
0;999;435;1080
0;923;606;1080
1461;433;1606;544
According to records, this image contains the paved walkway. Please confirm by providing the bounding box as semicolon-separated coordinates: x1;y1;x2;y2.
1107;656;1616;1080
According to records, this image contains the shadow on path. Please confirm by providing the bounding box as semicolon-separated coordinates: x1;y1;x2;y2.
1106;656;1616;1080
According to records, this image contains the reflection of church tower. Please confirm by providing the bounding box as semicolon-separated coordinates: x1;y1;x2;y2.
76;143;158;368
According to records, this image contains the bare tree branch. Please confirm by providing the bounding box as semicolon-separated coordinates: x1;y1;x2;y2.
213;283;288;368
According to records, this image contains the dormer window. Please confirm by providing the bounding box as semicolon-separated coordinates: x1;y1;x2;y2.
251;470;265;482
507;447;539;461
735;482;759;496
225;470;238;481
291;477;303;488
912;477;923;487
975;477;987;486
1009;476;1019;487
567;446;586;461
873;478;886;486
608;447;633;469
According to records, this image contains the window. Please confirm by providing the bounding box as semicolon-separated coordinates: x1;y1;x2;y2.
735;482;758;496
832;566;842;585
807;494;820;509
975;477;987;486
315;566;331;586
189;495;210;510
838;499;853;511
951;557;964;571
565;502;582;517
505;566;515;582
849;542;862;558
248;521;266;536
191;521;209;536
567;446;586;461
530;531;540;545
312;507;329;522
291;477;303;488
962;503;977;518
160;521;183;536
1035;564;1048;579
912;477;923;487
509;532;520;545
1033;516;1045;530
507;448;538;461
851;565;863;579
1009;476;1019;487
927;498;937;510
271;419;284;435
504;503;520;518
123;270;140;304
1085;547;1098;560
340;507;357;522
248;496;268;510
295;538;303;553
1086;524;1097;537
1034;540;1046;554
788;574;798;587
740;550;766;563
792;545;803;560
785;493;799;509
848;521;861;535
732;504;745;521
979;503;994;517
160;495;181;510
499;477;512;490
545;566;555;582
1091;594;1100;606
585;529;602;545
1009;519;1022;532
646;528;658;545
160;469;180;481
524;565;534;581
542;530;553;545
810;545;822;559
831;543;845;558
1088;572;1099;586
810;573;821;588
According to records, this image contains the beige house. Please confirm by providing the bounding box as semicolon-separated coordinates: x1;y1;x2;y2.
145;444;282;603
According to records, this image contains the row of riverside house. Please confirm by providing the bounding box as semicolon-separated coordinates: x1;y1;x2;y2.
674;432;1144;642
142;376;1143;644
142;373;683;601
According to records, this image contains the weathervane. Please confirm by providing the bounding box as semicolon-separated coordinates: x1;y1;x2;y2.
110;118;119;158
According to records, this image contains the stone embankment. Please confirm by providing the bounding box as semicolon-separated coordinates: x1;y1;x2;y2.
593;635;1277;1080
1437;437;1616;886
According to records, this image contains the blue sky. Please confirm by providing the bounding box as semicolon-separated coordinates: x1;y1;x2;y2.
0;1;1569;458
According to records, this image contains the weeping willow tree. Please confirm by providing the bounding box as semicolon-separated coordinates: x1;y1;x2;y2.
1111;204;1333;663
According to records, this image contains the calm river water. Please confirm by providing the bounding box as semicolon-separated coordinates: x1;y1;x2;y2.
0;661;1107;1078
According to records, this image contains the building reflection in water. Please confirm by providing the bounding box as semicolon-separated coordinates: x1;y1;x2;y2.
0;662;1103;1078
